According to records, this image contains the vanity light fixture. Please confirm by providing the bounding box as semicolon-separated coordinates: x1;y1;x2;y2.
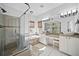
42;18;50;22
67;10;71;16
76;19;79;24
60;13;64;18
42;18;49;20
60;13;63;15
71;9;78;15
64;12;67;17
60;9;78;18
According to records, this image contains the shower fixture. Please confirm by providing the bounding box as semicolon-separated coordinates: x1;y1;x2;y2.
20;3;30;17
0;7;7;13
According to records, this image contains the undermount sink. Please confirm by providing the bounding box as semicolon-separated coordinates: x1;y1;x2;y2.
29;35;40;39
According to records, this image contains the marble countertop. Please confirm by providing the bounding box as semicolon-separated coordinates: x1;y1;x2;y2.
45;33;59;38
44;32;79;38
60;34;79;38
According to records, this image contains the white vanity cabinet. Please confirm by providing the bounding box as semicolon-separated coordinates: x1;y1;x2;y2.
67;37;76;55
68;37;79;56
39;34;47;45
59;36;68;53
72;37;79;56
59;35;79;56
46;36;53;45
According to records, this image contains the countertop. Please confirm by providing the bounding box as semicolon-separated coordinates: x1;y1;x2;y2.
44;33;59;38
60;34;79;38
43;32;79;38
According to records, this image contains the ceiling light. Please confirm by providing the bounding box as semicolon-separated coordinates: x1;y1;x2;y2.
67;10;71;16
40;5;44;8
71;9;78;15
64;12;67;15
42;18;49;21
72;9;76;13
60;13;64;18
68;10;71;14
64;12;67;17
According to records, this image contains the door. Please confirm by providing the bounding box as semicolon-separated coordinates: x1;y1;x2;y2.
0;28;5;56
3;15;20;56
0;14;5;56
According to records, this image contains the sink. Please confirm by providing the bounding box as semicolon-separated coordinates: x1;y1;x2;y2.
29;35;40;39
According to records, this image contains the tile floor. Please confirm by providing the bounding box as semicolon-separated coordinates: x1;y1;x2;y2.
15;45;68;56
39;46;67;56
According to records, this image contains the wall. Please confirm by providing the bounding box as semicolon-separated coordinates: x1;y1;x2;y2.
28;15;39;35
36;3;79;33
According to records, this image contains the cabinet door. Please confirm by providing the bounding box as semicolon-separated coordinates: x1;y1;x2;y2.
39;35;47;45
46;36;53;45
74;37;79;56
59;36;68;53
67;37;76;55
0;14;5;55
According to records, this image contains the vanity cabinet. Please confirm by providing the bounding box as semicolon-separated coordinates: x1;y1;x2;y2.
59;36;68;53
74;37;79;55
68;37;76;55
46;36;53;45
59;36;79;56
39;34;47;45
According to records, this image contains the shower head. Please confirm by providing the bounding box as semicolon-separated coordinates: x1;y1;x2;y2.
20;3;30;17
25;3;29;5
24;3;30;8
0;7;7;13
1;8;7;13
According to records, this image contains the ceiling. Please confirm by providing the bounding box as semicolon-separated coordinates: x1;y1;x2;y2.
0;3;63;17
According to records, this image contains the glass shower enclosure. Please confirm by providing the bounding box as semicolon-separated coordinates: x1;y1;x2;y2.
0;14;26;56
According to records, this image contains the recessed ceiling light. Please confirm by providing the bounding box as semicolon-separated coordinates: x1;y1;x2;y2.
40;5;44;8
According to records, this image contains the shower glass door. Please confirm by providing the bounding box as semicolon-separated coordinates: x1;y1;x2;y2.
0;14;20;56
0;14;29;56
0;14;5;56
3;15;20;56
